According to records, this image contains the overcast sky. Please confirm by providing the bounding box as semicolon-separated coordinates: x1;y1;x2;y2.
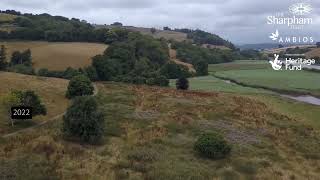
0;0;319;44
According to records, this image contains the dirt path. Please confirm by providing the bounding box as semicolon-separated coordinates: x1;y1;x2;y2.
169;49;196;73
2;83;99;138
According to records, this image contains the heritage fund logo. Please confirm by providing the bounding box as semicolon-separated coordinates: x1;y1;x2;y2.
269;29;314;43
267;3;313;29
269;54;316;71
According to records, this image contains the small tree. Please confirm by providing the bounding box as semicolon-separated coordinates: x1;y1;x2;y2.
62;96;105;143
151;28;156;34
10;49;32;66
194;133;231;159
0;45;8;70
19;90;47;116
66;75;94;99
176;78;189;90
195;60;208;76
11;51;22;65
1;90;47;126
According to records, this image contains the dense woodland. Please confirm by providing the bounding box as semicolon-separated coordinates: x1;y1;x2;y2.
0;10;108;42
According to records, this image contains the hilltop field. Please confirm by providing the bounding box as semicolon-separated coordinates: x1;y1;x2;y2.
0;41;108;70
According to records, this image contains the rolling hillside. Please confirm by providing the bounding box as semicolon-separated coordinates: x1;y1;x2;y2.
1;81;319;179
0;72;69;135
306;48;320;58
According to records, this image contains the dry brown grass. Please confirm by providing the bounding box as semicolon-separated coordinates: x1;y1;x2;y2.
0;72;69;135
0;83;319;179
306;48;320;58
104;26;188;42
0;41;108;71
0;13;17;22
125;27;188;42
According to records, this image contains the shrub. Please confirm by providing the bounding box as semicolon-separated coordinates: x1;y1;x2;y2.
176;78;189;90
146;75;169;87
8;64;35;75
66;75;94;99
18;90;47;116
62;96;105;143
194;133;231;159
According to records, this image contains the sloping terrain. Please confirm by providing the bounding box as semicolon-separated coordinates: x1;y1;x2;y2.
169;48;196;72
101;25;188;42
0;82;319;179
264;45;316;55
306;48;320;58
0;41;108;70
0;72;69;135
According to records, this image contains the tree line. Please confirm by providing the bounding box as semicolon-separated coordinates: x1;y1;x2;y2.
0;10;108;42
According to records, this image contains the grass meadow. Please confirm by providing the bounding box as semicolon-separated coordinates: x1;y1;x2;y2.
0;82;319;179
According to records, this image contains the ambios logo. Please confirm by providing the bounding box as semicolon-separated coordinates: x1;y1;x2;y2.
269;29;314;43
269;54;316;71
267;3;313;29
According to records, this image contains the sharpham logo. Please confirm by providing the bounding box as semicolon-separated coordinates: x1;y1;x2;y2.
289;3;313;15
266;2;313;29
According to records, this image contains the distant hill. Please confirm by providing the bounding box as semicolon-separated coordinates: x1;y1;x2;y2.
98;25;234;49
263;45;316;55
0;10;234;50
237;43;282;50
0;10;108;42
98;25;188;42
306;48;320;58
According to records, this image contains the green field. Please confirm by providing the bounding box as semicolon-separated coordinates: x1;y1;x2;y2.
215;69;320;97
170;76;273;94
208;60;269;72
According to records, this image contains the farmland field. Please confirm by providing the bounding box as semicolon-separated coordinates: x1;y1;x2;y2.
208;60;269;72
215;69;320;97
0;72;69;135
0;41;108;70
0;82;320;179
170;76;273;94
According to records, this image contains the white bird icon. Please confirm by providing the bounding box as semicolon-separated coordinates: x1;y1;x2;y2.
269;30;279;41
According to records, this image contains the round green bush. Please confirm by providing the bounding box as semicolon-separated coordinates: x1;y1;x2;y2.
176;77;189;90
66;74;94;99
194;133;231;159
62;96;105;143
